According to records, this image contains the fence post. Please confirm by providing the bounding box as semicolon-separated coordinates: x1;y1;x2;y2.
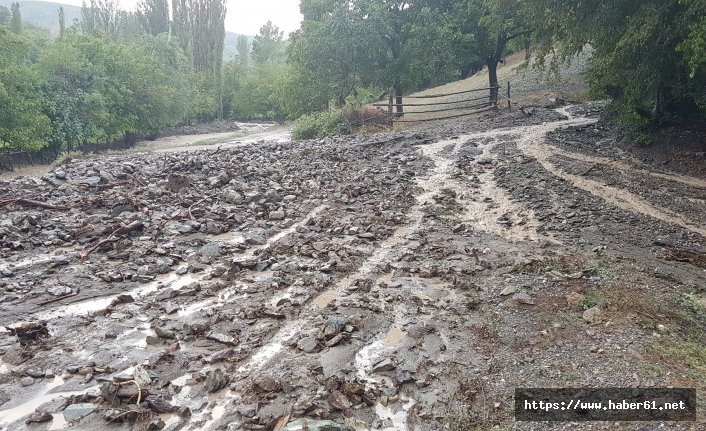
388;93;394;126
507;81;511;110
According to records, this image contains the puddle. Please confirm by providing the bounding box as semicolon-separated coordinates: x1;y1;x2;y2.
0;378;98;429
376;398;417;431
36;273;196;321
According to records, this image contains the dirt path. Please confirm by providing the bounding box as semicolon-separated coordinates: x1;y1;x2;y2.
0;124;291;181
1;106;705;431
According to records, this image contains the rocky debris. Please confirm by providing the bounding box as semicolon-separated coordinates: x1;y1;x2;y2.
583;306;604;324
206;331;239;346
372;358;396;373
252;375;280;393
6;321;49;345
205;368;230;393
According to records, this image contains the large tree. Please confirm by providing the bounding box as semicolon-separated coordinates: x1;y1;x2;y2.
252;21;285;65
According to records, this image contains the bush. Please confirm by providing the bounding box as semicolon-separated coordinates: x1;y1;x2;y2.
292;110;349;140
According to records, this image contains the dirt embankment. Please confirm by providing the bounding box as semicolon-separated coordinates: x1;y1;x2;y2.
1;102;705;431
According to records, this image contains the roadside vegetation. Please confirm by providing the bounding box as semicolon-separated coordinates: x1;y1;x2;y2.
1;0;705;158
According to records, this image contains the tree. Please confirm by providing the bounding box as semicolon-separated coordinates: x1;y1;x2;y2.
10;2;21;34
0;6;9;25
525;0;706;123
236;34;249;66
252;21;285;65
138;0;170;35
58;7;66;37
0;28;51;151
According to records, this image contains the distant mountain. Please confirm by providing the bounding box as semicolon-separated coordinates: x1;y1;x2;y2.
0;0;252;59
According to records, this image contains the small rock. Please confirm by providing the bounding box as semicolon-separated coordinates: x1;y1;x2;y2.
26;368;45;378
269;209;285;220
514;292;535;305
282;419;349;431
63;403;96;421
297;336;319;353
153;327;175;340
206;332;239;346
147;418;166;430
327;390;352;411
372;358;396;373
566;292;585;307
103;409;123;422
26;412;53;423
583;306;604;324
20;376;34;386
253;375;280;393
500;286;517;296
205;368;229;393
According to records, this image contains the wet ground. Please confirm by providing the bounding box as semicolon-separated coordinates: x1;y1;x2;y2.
1;105;705;431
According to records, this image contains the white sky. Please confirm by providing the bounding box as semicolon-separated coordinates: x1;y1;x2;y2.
58;0;303;36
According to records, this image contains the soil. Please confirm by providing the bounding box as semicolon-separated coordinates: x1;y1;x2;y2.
1;103;705;431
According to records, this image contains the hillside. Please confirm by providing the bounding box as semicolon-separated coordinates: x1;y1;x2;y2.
0;0;251;58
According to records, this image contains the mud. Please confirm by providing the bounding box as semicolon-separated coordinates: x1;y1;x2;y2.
1;105;705;431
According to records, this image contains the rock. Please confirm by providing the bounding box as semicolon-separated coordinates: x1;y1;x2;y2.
147;418;166;430
253;375;280;393
297;336;319;353
323;316;348;339
103;409;124;422
81;176;101;186
372;358;396;373
45;369;55;378
36;397;67;413
222;189;243;204
26;411;53;423
54;170;67;180
395;370;414;385
145;395;176;413
327;390;352;411
133;365;152;387
63;403;96;421
206;332;239;346
47;285;73;296
2;343;28;365
514;292;535;305
176;406;191;417
205;368;229;393
583;306;604;324
500;286;517;296
325;334;344;347
26;368;45;378
20;376;34;386
8;321;49;345
282;419;350;431
164;302;179;314
0;391;8;407
269;209;285;220
199;242;222;257
154;326;176;340
452;223;466;233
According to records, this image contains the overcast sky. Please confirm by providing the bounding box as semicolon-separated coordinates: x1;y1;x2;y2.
57;0;303;36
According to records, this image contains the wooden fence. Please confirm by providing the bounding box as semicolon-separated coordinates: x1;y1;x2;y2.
372;82;511;124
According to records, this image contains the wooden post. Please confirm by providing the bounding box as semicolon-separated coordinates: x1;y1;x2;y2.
388;93;394;126
507;81;511;110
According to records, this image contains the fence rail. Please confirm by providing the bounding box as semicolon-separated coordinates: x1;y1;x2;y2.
372;82;510;124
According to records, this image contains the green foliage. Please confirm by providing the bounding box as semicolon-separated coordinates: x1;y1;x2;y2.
292;110;348;140
0;28;51;150
252;21;286;65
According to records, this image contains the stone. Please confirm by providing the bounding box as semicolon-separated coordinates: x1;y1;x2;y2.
37;397;67;413
514;292;535;305
54;170;67;180
133;365;152;387
81;176;101;186
583;306;604;324
147;418;166;430
222;189;244;204
253;375;280;393
327;390;352;411
26;411;53;423
269;209;285;220
297;336;319;353
26;368;45;378
372;358;396;373
566;292;585;307
205;368;229;393
145;395;176;413
63;403;96;422
206;332;239;346
20;376;34;386
45;369;55;378
154;326;176;340
500;286;517;296
200;242;222;257
103;409;124;422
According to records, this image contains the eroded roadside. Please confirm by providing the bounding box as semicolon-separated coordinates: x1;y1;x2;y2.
1;106;705;431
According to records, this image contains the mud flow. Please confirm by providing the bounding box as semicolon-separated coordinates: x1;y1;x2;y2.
1;105;705;430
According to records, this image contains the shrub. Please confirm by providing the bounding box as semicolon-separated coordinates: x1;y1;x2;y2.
292;110;349;140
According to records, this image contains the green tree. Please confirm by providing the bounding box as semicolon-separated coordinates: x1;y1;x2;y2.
252;21;285;65
0;28;51;151
236;34;250;65
138;0;170;35
58;7;66;37
10;2;21;34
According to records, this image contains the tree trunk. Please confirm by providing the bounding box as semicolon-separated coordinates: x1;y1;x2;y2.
487;57;499;104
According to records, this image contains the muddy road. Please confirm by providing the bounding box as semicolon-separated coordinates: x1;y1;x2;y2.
1;106;705;431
